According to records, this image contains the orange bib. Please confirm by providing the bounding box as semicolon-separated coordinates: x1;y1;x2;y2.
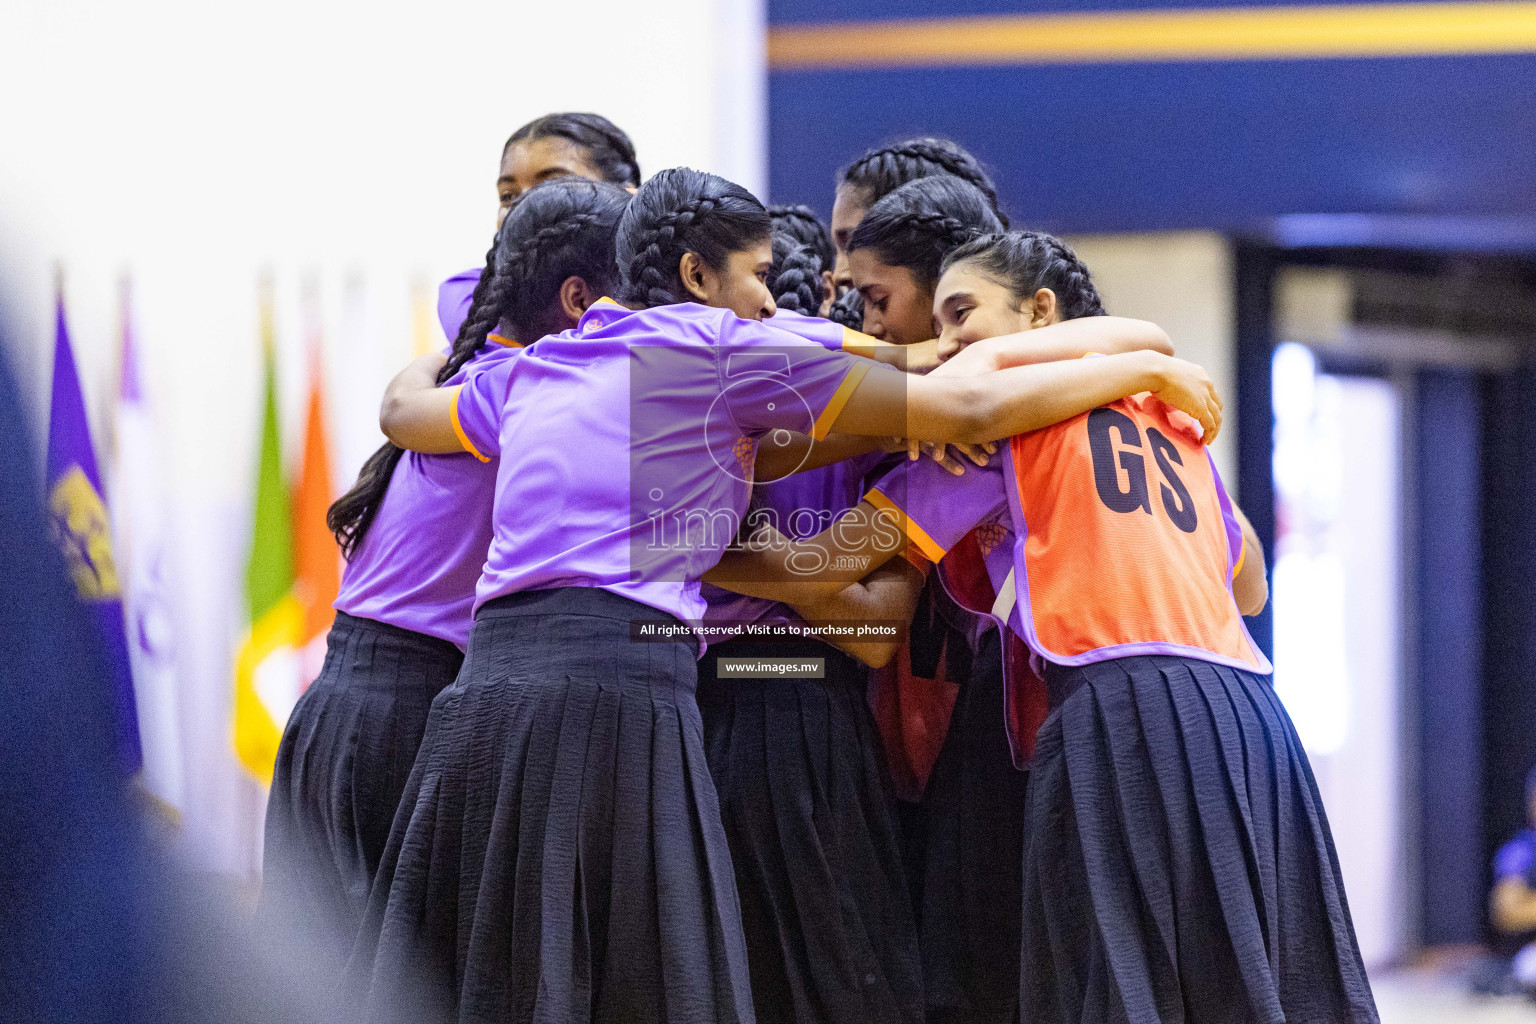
1008;394;1266;672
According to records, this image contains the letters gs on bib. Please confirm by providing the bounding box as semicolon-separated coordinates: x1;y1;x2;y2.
1087;407;1198;533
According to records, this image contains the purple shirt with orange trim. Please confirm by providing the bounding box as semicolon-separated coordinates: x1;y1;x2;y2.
699;309;894;639
333;338;522;649
452;299;882;648
869;453;1021;625
438;268;481;342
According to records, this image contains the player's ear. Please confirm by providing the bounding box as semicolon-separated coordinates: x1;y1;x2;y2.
1028;288;1060;328
559;275;596;323
679;252;710;303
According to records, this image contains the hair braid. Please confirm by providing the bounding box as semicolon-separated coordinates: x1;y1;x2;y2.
889;139;1005;223
616;169;771;310
846;176;1004;292
624;196;718;306
940;230;1108;322
768;204;835;271
879;210;976;250
1035;234;1105;319
826;287;864;330
839;136;1007;225
769;244;824;315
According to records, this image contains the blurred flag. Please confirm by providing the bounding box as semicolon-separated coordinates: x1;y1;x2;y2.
46;286;141;774
292;336;339;684
233;288;301;783
111;281;185;813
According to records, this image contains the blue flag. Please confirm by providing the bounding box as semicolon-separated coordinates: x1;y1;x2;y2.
46;293;141;774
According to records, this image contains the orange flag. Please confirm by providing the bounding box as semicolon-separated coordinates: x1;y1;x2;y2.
293;341;340;685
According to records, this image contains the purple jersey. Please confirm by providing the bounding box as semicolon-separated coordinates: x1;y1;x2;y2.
869;454;1022;635
438;268;481;343
699;309;889;640
333;338;522;648
452;299;883;649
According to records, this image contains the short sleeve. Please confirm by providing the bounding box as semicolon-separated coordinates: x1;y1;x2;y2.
437;268;481;343
717;315;875;441
766;309;891;357
451;355;517;463
866;455;1008;565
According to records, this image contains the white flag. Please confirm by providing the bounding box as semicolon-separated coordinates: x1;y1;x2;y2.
112;289;186;814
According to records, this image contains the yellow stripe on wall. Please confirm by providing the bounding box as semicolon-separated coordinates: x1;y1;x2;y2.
768;1;1536;69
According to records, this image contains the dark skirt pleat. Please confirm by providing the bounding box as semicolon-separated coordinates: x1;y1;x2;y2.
347;588;754;1024
261;612;463;963
698;639;923;1024
918;629;1027;1024
1020;656;1378;1024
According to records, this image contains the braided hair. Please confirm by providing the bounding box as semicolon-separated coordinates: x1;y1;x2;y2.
838;136;1007;226
768;204;835;273
847;176;1005;292
825;287;864;330
504;112;640;187
941;230;1107;321
328;178;631;557
767;241;825;315
615;167;771;308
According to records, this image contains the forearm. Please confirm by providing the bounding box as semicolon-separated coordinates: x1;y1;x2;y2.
703;503;909;595
901;351;1173;444
956;317;1172;372
755;432;884;482
789;560;925;667
846;336;941;373
379;352;461;453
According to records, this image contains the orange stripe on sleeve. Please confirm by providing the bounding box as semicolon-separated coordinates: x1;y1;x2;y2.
448;385;491;463
866;487;949;564
841;327;893;357
811;361;872;440
1231;536;1247;581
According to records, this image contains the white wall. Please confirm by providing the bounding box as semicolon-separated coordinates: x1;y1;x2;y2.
1064;232;1238;487
0;0;765;876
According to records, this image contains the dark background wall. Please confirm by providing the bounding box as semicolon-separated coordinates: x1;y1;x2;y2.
766;0;1536;232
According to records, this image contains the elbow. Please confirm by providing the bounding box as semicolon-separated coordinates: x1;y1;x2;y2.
1238;579;1268;617
1142;322;1174;356
379;391;409;447
1236;575;1269;618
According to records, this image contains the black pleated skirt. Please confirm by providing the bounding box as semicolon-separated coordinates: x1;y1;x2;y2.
347;588;754;1024
262;611;463;962
1021;656;1378;1024
918;629;1027;1024
697;638;923;1024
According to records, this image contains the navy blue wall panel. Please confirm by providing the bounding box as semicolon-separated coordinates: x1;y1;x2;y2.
768;55;1536;232
1416;368;1486;945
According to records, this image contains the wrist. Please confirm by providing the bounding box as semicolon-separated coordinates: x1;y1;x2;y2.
1139;350;1171;391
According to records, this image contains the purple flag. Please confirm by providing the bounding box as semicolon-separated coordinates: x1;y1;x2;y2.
46;293;141;774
